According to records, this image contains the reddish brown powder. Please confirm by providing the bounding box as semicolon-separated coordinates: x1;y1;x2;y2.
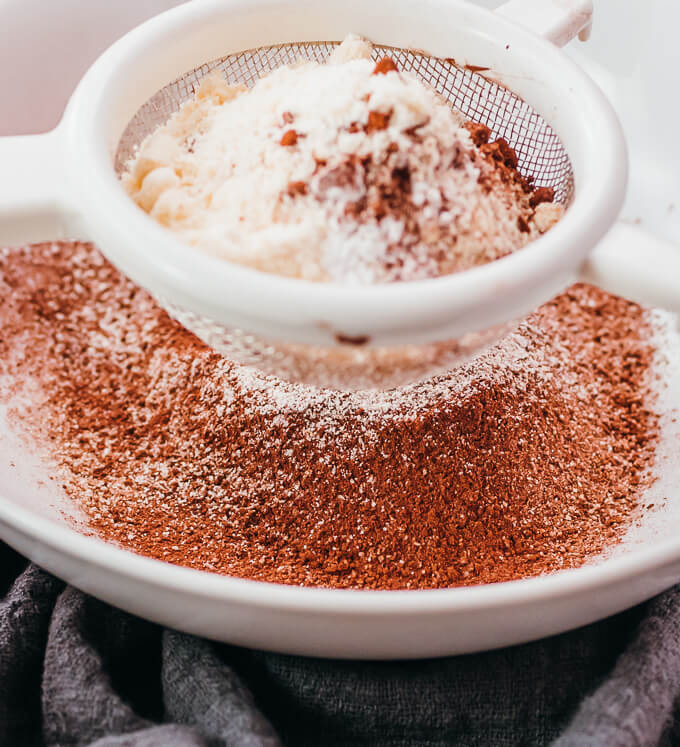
372;57;400;75
0;242;660;589
279;129;298;146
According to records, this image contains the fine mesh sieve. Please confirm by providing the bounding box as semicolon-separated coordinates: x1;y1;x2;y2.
111;43;575;390
6;0;655;393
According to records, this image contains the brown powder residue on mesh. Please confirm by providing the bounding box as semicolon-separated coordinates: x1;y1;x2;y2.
0;242;660;589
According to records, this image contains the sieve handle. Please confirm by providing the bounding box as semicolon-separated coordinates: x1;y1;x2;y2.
580;223;680;313
497;0;593;47
0;127;83;247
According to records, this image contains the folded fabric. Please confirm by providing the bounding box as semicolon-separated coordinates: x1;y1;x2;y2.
1;542;679;746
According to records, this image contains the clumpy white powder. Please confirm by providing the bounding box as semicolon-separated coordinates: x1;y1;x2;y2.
123;35;562;284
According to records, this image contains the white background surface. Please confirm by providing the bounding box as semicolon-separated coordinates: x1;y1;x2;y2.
0;0;184;134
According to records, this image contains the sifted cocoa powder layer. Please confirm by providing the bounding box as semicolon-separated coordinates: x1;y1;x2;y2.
0;242;659;589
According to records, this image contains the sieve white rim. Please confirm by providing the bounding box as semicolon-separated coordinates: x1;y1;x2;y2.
62;0;627;346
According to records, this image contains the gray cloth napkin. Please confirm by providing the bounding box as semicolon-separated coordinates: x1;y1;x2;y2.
2;542;680;747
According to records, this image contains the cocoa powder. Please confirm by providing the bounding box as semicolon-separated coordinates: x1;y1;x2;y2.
0;242;660;589
365;109;392;133
301;124;553;286
372;57;399;75
530;187;556;208
279;129;298;146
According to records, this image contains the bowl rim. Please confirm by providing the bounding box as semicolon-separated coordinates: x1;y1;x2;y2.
1;485;678;616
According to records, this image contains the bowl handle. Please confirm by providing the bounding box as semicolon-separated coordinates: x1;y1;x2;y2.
496;0;593;47
0;125;83;246
580;223;680;313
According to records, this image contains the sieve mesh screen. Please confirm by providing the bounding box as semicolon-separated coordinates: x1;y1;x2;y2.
114;41;574;205
112;41;576;390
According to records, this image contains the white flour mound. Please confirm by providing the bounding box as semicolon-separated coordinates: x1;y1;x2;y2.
123;35;561;284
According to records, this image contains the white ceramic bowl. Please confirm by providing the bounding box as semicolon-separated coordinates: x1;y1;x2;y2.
2;0;680;660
